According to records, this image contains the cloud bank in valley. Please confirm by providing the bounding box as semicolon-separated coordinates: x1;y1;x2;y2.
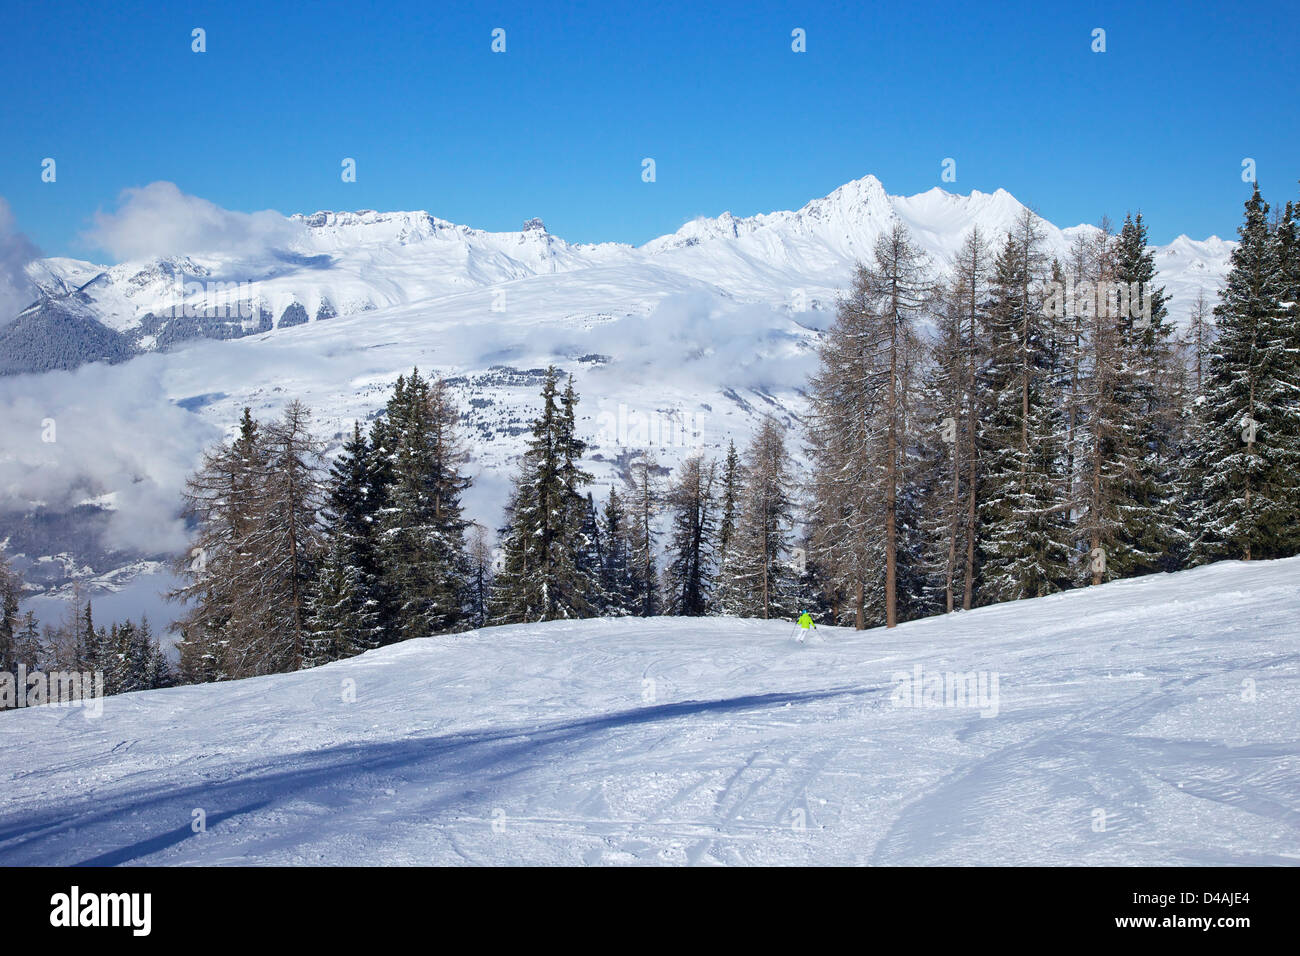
580;292;821;393
0;357;220;554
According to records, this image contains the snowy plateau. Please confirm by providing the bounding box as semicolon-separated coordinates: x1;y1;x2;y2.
0;175;1235;608
0;556;1296;866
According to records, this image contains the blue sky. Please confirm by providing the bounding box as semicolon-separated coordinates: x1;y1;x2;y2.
2;0;1297;260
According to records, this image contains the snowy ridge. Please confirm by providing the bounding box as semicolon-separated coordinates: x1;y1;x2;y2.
23;174;1232;335
1;556;1296;866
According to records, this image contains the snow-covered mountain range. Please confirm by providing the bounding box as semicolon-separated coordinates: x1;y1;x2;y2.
0;175;1236;613
13;174;1231;356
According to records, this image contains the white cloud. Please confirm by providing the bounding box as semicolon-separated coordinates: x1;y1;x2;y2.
0;356;220;554
0;197;40;324
84;181;304;262
583;292;819;391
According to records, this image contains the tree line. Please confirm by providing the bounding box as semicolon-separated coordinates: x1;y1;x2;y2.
167;371;478;680
802;184;1299;628
164;359;819;681
11;183;1294;690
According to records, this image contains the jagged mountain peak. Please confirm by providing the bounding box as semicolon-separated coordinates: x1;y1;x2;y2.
807;172;892;210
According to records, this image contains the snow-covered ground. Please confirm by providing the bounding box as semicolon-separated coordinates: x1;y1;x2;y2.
3;557;1297;866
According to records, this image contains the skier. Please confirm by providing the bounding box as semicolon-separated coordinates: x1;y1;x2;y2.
796;609;816;643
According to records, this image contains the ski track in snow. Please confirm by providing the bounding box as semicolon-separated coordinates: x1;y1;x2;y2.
1;557;1298;866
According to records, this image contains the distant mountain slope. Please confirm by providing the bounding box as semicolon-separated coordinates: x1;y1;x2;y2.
0;555;1295;866
0;297;132;376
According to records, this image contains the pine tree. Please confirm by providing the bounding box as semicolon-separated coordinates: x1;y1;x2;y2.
490;368;598;622
304;422;386;666
1110;212;1186;575
66;613;169;697
664;455;717;615
805;222;930;627
465;524;494;629
13;611;42;671
624;453;662;617
1182;289;1215;399
78;599;99;672
599;489;636;616
1271;195;1300;552
170;408;261;682
147;653;172;690
0;554;19;675
558;377;602;614
802;445;865;626
1276;198;1300;310
872;224;930;626
249;400;325;670
915;276;973;614
1058;237;1092;567
304;537;379;667
171;402;324;679
133;618;160;690
952;227;993;610
105;620;125;693
978;212;1072;602
1193;185;1300;561
55;586;97;673
376;371;474;641
805;263;881;629
109;620;146;695
575;493;610;614
711;441;746;614
1070;221;1142;585
89;607;117;676
791;528;833;621
722;417;798;619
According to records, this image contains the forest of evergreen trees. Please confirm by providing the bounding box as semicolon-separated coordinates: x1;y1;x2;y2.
0;566;172;709
4;184;1298;695
801;186;1298;628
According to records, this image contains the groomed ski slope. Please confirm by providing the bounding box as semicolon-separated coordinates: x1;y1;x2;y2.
2;557;1298;866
